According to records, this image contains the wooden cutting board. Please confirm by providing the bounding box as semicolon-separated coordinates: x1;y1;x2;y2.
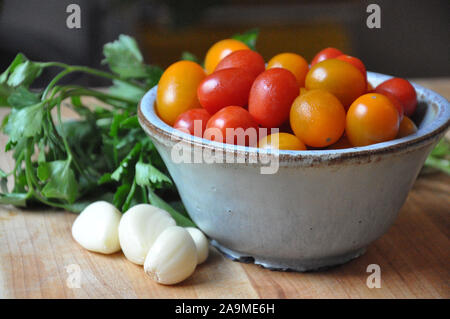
0;79;449;299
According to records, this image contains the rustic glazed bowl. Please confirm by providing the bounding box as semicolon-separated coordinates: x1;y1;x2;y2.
138;72;449;271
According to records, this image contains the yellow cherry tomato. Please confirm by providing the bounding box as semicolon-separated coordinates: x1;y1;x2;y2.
204;39;249;74
346;93;399;147
305;59;366;109
267;53;309;87
156;61;206;126
258;132;306;150
397;116;418;138
290;89;346;148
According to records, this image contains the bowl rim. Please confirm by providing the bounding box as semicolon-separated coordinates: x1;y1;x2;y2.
138;71;450;163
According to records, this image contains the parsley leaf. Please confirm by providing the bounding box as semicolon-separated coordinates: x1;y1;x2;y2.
148;188;196;227
4;102;44;142
181;51;200;63
38;160;79;203
7;87;40;108
103;35;150;79
0;53;27;84
7;60;42;87
232;28;259;50
135;160;172;188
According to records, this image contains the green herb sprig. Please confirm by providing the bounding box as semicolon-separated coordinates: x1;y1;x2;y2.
0;35;194;226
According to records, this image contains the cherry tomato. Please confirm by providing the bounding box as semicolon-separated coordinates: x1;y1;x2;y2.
346;93;399;147
290;89;346;147
173;108;211;137
310;47;343;66
258;132;306;151
367;82;374;92
374;78;417;116
156;61;206;125
299;87;308;96
335;55;366;82
377;91;404;124
397;116;418;138
249;68;299;128
197;68;254;115
205;106;258;146
305;59;366;109
214;49;265;79
327;135;353;150
267;53;309;87
204;39;249;74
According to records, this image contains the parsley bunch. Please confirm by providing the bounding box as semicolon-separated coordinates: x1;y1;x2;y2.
0;35;194;226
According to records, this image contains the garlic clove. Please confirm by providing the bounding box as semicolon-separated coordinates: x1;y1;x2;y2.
118;204;175;265
185;227;209;264
72;201;122;254
144;226;197;285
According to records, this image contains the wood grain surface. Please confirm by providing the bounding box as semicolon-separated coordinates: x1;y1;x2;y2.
0;79;449;299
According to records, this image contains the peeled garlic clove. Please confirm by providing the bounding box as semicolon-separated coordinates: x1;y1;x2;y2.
72;201;122;254
185;227;209;264
144;226;197;285
118;204;175;265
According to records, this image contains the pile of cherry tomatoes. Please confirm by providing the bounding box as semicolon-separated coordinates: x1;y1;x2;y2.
155;38;418;150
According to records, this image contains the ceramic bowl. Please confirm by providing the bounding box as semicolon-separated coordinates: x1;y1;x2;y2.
138;72;449;271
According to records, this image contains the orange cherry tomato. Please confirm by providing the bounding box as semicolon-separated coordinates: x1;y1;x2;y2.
249;68;299;128
205;106;258;146
299;87;308;96
290;89;346;148
204;39;249;74
374;78;417;116
310;47;343;66
197;68;255;115
305;59;366;109
335;55;367;82
377;91;404;124
156;61;206;125
267;53;309;87
346;93;400;147
397;116;418;138
173;108;211;137
327;135;353;150
258;132;306;151
214;49;265;79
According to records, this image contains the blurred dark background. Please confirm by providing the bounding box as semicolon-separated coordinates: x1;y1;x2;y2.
0;0;449;87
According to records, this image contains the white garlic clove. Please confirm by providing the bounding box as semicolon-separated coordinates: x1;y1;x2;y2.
118;204;176;265
72;201;122;254
185;227;209;264
144;226;197;285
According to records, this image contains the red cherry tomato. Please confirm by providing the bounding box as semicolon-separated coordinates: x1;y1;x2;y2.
214;50;265;79
310;47;343;66
173;108;211;137
335;55;367;81
374;78;417;116
205;106;258;146
248;68;299;128
197;68;254;115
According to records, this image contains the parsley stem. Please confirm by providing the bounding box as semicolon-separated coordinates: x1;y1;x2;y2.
41;69;72;101
38;62;144;89
56;99;84;178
